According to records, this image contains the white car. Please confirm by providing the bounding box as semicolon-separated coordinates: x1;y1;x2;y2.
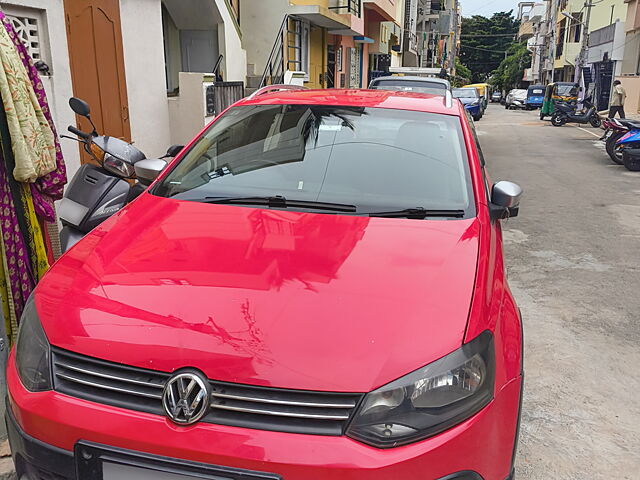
505;89;527;109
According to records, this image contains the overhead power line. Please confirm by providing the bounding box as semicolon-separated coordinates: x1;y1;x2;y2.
460;44;508;53
460;33;518;37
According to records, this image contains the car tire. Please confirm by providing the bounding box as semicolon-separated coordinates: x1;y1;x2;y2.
590;116;602;128
473;114;481;121
606;131;625;165
623;151;640;171
505;104;509;109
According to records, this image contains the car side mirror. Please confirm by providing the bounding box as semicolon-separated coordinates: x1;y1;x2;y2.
165;144;184;158
135;158;167;187
69;97;91;117
490;181;522;221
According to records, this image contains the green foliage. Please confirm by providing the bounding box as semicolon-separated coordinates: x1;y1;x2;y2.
490;42;531;92
453;58;471;87
459;11;520;83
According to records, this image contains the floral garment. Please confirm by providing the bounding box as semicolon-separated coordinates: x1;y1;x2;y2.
0;20;56;183
0;11;67;221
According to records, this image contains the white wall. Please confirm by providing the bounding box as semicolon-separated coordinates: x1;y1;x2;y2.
241;0;289;76
120;0;172;158
1;0;81;180
215;0;247;81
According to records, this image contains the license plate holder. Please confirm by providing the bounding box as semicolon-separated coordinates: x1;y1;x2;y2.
75;442;282;480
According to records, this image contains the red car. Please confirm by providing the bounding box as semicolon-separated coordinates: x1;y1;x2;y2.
7;88;523;480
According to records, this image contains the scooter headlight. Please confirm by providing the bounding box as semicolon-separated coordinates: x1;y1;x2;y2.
103;154;136;178
346;331;494;448
15;296;52;392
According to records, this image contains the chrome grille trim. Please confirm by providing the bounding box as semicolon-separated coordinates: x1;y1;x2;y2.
209;402;351;420
55;372;163;400
210;391;356;409
51;347;364;436
54;360;165;389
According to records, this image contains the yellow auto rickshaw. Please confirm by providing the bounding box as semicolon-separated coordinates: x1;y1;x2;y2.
540;82;579;120
463;83;491;112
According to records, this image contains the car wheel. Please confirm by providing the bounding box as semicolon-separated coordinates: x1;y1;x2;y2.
473;114;481;121
623;151;640;171
551;114;565;126
505;104;509;109
606;131;625;165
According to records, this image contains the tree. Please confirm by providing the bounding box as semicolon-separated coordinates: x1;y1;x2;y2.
453;58;471;87
490;42;531;92
459;11;520;83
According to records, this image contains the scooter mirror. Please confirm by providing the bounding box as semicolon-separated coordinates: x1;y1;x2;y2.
166;145;184;158
135;158;167;187
69;97;91;117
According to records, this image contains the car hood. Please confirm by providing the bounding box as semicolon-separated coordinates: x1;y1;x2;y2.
457;97;478;105
37;194;480;392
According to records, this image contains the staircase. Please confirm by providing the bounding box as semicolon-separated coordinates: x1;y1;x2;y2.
246;15;306;93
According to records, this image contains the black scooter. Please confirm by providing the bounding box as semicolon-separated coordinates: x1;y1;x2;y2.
551;97;601;128
60;97;181;252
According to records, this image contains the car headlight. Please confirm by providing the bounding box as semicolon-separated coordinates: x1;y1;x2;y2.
346;331;494;448
15;296;52;392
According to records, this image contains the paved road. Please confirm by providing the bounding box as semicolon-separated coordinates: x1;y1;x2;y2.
477;105;640;479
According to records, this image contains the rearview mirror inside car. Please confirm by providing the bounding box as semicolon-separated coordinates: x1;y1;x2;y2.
490;181;522;221
166;145;184;158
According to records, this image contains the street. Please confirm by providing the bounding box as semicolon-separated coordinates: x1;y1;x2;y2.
478;105;640;479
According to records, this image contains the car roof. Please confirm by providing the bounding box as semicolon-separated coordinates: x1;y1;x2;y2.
235;88;462;117
369;75;451;87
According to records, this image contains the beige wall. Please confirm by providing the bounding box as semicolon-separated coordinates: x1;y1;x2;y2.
617;76;640;113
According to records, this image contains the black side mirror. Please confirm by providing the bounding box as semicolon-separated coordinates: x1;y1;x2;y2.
166;145;184;158
490;181;523;221
69;97;91;117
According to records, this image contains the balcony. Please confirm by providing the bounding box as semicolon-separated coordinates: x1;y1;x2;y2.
363;0;397;22
554;42;581;69
288;0;364;35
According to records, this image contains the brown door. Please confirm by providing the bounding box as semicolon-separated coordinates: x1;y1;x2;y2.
64;0;131;163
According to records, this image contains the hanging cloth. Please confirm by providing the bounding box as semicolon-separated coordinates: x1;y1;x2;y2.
0;17;56;183
0;11;67;222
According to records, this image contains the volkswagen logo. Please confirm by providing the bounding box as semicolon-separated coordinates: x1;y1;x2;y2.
162;371;211;425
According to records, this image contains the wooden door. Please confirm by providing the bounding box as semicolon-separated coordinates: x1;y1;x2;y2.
64;0;131;162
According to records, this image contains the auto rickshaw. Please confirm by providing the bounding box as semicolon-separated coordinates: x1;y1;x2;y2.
540;82;579;119
463;83;490;112
525;84;545;109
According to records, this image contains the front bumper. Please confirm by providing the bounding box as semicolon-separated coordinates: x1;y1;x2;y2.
7;353;521;480
464;104;481;116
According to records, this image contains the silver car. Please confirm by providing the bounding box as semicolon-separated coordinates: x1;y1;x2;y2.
368;76;451;96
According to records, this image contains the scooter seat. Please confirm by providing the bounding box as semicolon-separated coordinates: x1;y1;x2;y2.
618;120;640;130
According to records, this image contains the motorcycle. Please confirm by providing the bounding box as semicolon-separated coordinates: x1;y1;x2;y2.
59;97;182;252
551;97;601;128
615;124;640;171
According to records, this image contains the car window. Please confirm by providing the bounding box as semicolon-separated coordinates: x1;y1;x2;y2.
371;80;447;96
154;105;475;216
452;89;478;98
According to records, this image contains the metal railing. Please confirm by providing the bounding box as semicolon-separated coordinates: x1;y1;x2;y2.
260;15;289;88
329;0;361;17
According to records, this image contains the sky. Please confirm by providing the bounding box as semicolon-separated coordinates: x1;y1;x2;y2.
460;0;520;18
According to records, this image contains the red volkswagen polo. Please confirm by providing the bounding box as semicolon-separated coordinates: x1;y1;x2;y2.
7;88;523;480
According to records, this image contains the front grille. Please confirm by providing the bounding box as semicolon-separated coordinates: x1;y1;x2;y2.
52;348;363;436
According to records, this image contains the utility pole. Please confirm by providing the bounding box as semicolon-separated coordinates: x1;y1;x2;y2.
576;0;594;83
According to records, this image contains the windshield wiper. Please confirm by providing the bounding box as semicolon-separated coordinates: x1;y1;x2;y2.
367;207;466;219
203;195;357;212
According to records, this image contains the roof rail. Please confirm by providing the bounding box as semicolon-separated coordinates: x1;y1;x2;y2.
444;90;453;108
248;84;307;99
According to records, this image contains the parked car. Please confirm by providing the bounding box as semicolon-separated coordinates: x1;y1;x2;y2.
369;75;451;96
7;87;524;480
505;89;527;109
452;87;483;121
491;91;503;103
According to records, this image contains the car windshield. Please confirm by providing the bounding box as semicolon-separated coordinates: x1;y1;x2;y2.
452;88;478;98
154;104;474;216
371;80;447;96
